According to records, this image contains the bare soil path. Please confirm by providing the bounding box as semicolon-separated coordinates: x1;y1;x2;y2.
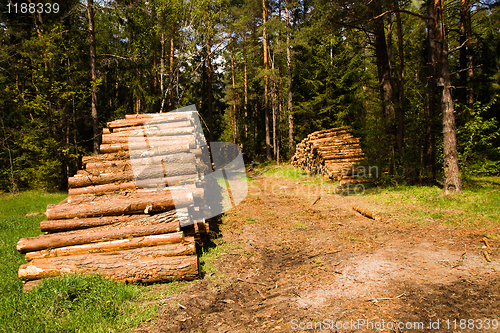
136;173;500;333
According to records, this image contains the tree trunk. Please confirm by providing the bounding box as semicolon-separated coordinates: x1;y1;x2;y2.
230;46;237;143
206;23;214;142
169;34;174;108
424;2;437;184
161;32;165;101
87;0;99;154
243;34;248;142
432;0;462;193
373;19;395;120
459;0;474;106
395;3;406;176
263;0;271;160
286;0;294;158
19;251;199;283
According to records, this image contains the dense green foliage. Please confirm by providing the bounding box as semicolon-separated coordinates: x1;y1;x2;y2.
0;191;154;333
0;0;498;190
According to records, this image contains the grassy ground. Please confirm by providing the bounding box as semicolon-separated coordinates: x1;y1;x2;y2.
0;191;156;333
258;163;500;229
362;176;500;228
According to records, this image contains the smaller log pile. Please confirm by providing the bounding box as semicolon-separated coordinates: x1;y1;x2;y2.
17;110;213;291
291;127;364;181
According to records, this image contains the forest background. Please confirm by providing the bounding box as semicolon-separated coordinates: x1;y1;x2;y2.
0;0;498;193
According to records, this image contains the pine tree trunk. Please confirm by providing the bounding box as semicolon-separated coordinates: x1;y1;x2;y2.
286;0;294;159
459;0;474;106
243;34;249;143
425;1;437;184
263;0;271;160
87;0;99;154
373;19;395;120
433;0;462;193
395;4;406;176
169;34;174;108
231;46;237;143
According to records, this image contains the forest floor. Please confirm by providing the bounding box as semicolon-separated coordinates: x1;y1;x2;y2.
135;169;500;333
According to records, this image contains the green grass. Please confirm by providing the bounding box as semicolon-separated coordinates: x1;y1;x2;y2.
0;191;156;333
362;176;500;227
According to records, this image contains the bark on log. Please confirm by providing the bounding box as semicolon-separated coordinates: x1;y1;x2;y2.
82;151;130;164
102;127;195;143
25;232;186;261
107;113;195;129
68;163;197;188
40;214;148;233
45;190;194;220
100;140;195;154
84;153;196;171
18;215;182;253
352;205;382;221
68;174;199;196
19;251;199;283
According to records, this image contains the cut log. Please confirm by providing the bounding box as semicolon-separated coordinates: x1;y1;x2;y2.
25;232;185;261
18;215;182;253
107;112;195;129
82;151;130;165
40;214;148;233
68;163;197;188
84;153;196;170
19;250;199;283
100;139;196;154
68;174;199;196
352;205;382;221
45;190;194;220
102;127;195;143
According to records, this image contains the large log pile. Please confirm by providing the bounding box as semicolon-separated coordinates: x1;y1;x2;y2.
291;127;364;181
17;110;214;291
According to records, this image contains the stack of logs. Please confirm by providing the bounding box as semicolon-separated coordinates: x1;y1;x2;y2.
17;111;212;291
291;127;364;182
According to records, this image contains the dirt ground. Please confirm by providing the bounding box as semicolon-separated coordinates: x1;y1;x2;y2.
136;172;500;333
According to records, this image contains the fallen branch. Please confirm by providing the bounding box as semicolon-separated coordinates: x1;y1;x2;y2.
368;292;406;304
237;278;267;286
452;246;467;268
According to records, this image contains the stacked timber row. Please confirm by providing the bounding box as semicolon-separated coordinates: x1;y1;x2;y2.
291;127;364;182
17;111;212;291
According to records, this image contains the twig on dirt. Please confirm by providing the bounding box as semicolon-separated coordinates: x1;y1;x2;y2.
482;237;492;250
367;292;406;304
237;278;267;286
177;303;187;309
311;196;321;206
307;250;341;259
484;250;492;262
452;245;467;268
254;287;267;300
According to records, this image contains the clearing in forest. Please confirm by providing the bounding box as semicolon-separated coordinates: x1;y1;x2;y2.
136;167;500;333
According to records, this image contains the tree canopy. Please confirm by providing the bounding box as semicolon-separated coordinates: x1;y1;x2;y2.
0;0;499;192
